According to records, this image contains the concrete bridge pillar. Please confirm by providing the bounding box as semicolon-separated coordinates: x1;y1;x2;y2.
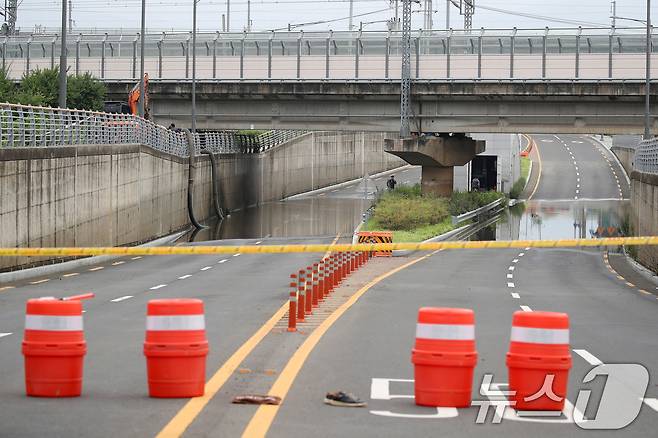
384;135;486;196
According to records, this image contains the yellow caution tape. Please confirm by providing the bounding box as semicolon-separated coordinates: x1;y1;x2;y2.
0;236;656;257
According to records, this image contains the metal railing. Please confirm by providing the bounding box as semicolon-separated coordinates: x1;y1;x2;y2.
2;27;655;80
635;138;658;174
0;102;307;157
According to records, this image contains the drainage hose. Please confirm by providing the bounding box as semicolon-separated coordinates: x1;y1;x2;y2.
184;130;206;230
201;148;225;220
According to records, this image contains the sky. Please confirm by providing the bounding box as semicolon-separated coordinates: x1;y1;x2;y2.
12;0;658;33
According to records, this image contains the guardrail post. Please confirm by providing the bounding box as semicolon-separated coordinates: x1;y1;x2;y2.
50;38;56;69
575;27;581;78
158;34;164;78
2;37;6;71
240;32;245;79
385;34;390;79
26;36;31;74
477;28;483;79
268;32;273;78
213;32;218;79
296;32;301;79
542;27;547;78
510;28;516;78
325;34;330;78
101;33;108;79
415;36;420;78
447;29;452;78
608;32;613;78
75;34;81;75
132;35;138;79
185;34;190;78
355;37;360;79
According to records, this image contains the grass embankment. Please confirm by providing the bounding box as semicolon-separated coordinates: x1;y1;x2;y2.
521;157;531;181
510;157;532;199
363;185;506;242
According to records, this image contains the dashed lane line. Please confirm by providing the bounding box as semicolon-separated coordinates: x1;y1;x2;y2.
518;252;525;257
508;266;515;271
178;275;193;280
29;279;49;285
111;295;134;303
0;333;12;339
150;284;167;290
507;274;513;279
512;259;519;263
218;259;228;264
131;256;142;260
573;349;603;366
511;293;521;299
233;253;241;257
0;286;15;292
644;398;658;413
200;266;212;271
507;282;515;288
112;261;125;266
88;267;104;271
520;305;533;312
255;241;262;245
62;273;79;278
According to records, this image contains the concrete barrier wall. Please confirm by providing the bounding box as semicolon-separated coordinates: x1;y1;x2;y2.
0;131;402;271
630;171;658;273
611;146;635;177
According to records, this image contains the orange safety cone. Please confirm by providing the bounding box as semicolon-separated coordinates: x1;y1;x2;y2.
144;299;209;398
411;307;478;407
22;297;87;397
506;311;572;411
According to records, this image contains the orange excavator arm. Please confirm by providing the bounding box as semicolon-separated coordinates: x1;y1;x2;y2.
128;73;150;119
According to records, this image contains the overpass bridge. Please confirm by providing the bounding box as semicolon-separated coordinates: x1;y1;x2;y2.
6;27;656;133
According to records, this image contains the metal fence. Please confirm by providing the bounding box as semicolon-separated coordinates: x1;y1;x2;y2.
2;27;656;80
0;102;307;157
635;138;658;175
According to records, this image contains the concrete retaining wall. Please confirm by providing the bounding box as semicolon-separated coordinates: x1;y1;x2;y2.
0;131;402;271
630;170;658;273
611;146;635;176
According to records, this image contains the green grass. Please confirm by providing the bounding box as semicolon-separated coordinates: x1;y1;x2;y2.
520;157;531;182
363;217;457;242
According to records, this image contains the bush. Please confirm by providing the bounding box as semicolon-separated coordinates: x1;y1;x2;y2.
19;68;59;107
11;68;106;110
509;177;526;199
448;190;506;216
371;190;448;230
67;72;106;111
0;68;16;102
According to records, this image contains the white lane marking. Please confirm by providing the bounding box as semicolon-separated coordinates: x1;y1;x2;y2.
520;305;532;312
150;284;167;290
112;261;125;266
518;252;525;257
178;274;192;280
512;259;519;263
577;178;580;182
30;279;49;284
0;333;12;339
574;196;579;200
573;349;603;366
575;166;579;171
576;172;580;177
233;253;241;257
131;256;142;260
644;398;658;412
318;193;326;197
111;295;133;303
576;189;580;194
511;293;521;299
82;310;86;313
508;266;515;271
525;247;530;250
331;189;339;193
507;273;514;279
507;282;515;288
62;273;79;278
218;259;228;264
200;266;212;271
255;241;262;245
89;266;104;271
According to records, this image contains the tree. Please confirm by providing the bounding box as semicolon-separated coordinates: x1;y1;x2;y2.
19;68;58;107
0;68;16;102
67;72;106;111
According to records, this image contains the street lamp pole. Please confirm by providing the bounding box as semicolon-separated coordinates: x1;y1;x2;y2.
138;0;146;118
192;0;198;133
58;0;67;108
645;0;651;139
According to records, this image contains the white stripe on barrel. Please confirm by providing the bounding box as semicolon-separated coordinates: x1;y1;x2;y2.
511;326;569;344
25;315;84;331
146;315;205;331
416;323;475;341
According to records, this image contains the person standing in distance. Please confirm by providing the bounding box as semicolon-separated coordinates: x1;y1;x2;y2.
387;175;397;191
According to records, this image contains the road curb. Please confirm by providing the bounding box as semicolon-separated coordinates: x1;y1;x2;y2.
0;230;188;284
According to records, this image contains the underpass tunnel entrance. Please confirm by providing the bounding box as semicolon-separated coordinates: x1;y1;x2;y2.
471;155;498;191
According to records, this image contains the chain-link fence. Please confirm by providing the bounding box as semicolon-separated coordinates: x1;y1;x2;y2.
635;138;658;175
0;102;307;157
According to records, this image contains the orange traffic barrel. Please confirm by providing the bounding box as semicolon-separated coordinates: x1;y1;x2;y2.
22;297;86;397
144;299;209;398
506;311;572;411
411;307;477;407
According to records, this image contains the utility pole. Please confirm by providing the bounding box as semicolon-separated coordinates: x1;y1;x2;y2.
400;0;411;138
226;0;230;32
138;0;145;118
645;0;652;138
222;14;226;32
349;0;354;30
192;0;198;133
58;0;67;108
446;0;450;29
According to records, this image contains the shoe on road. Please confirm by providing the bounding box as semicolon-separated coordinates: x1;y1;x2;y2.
324;391;367;407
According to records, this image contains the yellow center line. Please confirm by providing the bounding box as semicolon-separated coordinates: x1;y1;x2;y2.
527;135;542;200
155;234;341;438
241;250;437;438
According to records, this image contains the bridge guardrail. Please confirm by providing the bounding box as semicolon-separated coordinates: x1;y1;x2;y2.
635;138;658;175
0;102;307;157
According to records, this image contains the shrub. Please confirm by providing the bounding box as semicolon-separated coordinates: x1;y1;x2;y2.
448;190;505;216
0;68;16;102
371;190;448;230
19;68;59;107
67;72;106;111
14;68;106;110
509;178;526;199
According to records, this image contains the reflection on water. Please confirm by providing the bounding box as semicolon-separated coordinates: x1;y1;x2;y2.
497;200;630;241
189;197;373;241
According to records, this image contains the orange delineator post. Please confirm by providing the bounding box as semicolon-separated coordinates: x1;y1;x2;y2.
287;281;297;332
318;263;325;301
312;263;319;307
305;266;313;315
296;270;306;322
